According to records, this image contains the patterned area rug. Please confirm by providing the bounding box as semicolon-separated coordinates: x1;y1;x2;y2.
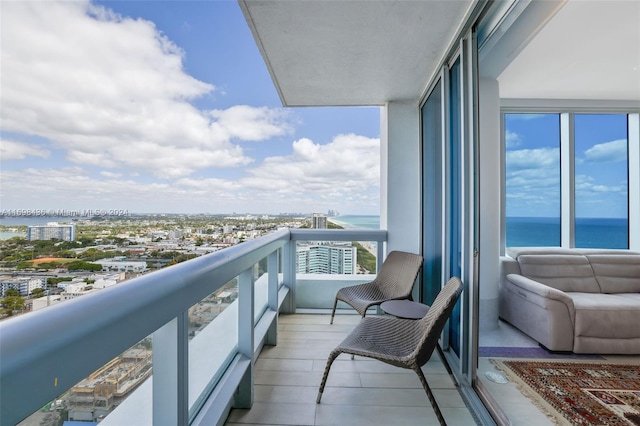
494;360;640;425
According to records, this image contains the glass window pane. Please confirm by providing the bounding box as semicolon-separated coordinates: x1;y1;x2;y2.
448;58;461;357
574;114;628;249
421;79;443;306
505;113;561;247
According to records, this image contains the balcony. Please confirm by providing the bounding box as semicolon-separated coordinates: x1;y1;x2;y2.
1;228;479;425
226;314;475;426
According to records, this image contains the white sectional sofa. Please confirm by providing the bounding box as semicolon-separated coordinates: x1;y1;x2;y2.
499;248;640;354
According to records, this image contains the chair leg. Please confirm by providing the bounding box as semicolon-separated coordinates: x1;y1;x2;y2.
330;298;339;324
414;366;447;426
316;350;340;403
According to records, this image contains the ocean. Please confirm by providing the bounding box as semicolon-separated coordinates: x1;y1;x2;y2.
507;217;629;249
331;215;380;230
334;215;629;249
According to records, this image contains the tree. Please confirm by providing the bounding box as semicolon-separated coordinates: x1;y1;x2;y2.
47;277;72;287
4;288;20;297
1;293;25;316
16;261;34;270
67;261;102;271
31;288;45;298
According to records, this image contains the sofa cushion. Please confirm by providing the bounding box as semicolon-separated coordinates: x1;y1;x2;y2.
517;255;601;293
586;254;640;293
571;293;640;340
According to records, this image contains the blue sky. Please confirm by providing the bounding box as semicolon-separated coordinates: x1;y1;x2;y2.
0;1;380;216
505;113;628;218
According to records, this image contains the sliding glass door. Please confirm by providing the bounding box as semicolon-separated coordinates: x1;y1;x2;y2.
447;57;463;357
421;33;477;378
421;79;443;307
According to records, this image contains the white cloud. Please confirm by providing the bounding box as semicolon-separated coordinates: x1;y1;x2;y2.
505;147;561;215
505;130;521;148
100;171;123;178
506;147;559;172
1;1;291;178
243;134;380;195
0;140;51;161
583;139;627;163
209;106;292;142
575;174;626;195
0;167;244;213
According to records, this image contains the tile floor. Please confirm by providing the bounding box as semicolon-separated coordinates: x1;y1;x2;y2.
225;313;479;426
477;320;555;425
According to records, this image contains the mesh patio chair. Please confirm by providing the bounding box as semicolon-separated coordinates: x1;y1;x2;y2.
329;250;423;324
317;276;464;426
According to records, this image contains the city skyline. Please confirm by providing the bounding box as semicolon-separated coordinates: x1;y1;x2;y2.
0;1;381;216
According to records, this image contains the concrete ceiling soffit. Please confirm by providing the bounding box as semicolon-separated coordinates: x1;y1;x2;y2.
240;0;475;106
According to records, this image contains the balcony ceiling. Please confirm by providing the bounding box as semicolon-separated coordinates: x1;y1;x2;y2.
241;0;640;106
239;0;475;106
497;0;640;102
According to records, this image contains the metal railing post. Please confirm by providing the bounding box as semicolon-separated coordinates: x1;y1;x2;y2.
266;250;279;345
377;242;385;273
235;268;255;408
281;240;297;313
152;311;188;426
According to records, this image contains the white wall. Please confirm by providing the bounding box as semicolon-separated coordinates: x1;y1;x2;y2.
478;78;501;331
380;101;422;255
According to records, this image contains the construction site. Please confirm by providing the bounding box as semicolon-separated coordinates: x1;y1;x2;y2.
66;346;152;422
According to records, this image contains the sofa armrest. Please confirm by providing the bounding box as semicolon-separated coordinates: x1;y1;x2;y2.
501;273;576;351
506;274;573;304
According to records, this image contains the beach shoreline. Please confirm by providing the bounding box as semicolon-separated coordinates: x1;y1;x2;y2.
328;218;378;256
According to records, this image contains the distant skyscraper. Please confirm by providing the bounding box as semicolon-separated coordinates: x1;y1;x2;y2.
312;213;327;229
27;222;76;241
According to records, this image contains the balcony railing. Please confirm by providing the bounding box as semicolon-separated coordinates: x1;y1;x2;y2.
0;228;386;426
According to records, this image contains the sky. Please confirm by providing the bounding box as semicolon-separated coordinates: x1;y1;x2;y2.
505;113;629;219
0;1;381;216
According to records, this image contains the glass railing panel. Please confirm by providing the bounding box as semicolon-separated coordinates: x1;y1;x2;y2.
188;280;239;417
19;337;153;426
254;258;269;321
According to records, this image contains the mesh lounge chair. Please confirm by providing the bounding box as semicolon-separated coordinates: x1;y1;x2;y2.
329;250;423;324
317;277;464;426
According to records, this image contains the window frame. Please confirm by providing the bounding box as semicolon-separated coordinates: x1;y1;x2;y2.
500;102;640;253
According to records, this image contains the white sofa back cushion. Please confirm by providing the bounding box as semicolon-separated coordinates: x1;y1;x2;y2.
586;254;640;293
517;254;601;293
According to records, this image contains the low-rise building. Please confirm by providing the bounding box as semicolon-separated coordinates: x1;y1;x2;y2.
0;277;46;297
32;294;63;311
94;257;147;273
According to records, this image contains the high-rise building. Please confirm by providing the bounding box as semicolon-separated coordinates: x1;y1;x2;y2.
27;222;76;241
312;213;327;229
296;242;356;274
